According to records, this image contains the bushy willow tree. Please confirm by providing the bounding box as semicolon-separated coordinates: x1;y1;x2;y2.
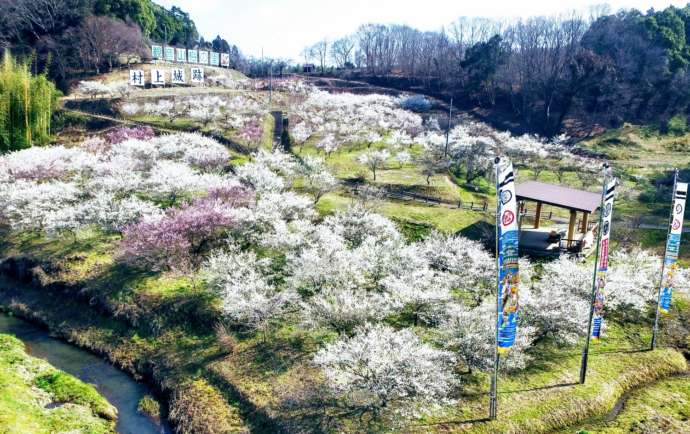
0;51;59;153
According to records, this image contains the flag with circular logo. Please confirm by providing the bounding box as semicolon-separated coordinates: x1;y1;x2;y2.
592;178;616;341
496;159;520;352
660;182;687;313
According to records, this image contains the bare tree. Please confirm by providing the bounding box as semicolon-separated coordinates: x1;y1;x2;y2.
311;39;329;73
79;16;144;74
330;36;355;68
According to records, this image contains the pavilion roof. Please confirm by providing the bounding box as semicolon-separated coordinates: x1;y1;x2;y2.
516;181;601;213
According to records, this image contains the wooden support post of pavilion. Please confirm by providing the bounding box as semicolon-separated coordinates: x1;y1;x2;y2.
534;202;543;229
580;212;589;233
567;210;578;248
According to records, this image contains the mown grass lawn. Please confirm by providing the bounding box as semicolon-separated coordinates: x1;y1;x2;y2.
316;191;487;235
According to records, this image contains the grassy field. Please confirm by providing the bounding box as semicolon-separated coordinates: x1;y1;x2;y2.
0;333;117;433
562;375;690;433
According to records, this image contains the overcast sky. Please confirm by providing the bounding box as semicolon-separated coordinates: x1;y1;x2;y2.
156;0;690;61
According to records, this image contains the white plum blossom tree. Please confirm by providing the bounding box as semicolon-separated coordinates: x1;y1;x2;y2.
204;245;295;337
313;324;458;418
357;150;390;181
395;151;411;168
301;287;396;334
299;156;338;203
440;301;537;372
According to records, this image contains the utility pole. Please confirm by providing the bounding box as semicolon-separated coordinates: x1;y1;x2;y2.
444;98;453;158
580;163;610;384
489;156;501;420
651;168;680;350
269;61;273;106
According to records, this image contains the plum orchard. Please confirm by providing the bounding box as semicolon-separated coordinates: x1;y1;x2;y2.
0;131;678;424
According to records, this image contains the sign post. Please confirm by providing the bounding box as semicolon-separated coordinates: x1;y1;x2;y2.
151;45;163;61
210;52;220;67
129;69;145;87
171;68;186;85
151;69;166;86
191;67;204;85
580;164;615;384
164;46;175;63
651;169;687;349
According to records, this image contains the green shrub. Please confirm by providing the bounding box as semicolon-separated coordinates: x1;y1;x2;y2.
667;115;688;136
137;395;161;422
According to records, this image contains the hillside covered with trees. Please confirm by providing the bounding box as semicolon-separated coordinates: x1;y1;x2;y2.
303;4;690;138
0;0;241;89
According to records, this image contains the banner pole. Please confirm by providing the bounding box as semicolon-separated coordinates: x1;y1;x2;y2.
651;168;679;350
580;163;609;385
489;157;501;420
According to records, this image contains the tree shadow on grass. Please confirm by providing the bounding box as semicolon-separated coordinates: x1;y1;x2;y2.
502;381;579;394
206;365;286;434
458;220;495;250
238;332;312;379
418;417;492;427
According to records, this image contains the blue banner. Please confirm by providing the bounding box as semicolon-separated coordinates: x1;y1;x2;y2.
659;182;687;313
496;160;520;352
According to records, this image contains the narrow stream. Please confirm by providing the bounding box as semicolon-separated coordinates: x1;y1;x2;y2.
0;313;171;434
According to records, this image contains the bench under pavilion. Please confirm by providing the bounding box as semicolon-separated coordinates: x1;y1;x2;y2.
515;181;602;257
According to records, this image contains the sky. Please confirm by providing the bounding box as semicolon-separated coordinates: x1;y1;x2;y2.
156;0;690;61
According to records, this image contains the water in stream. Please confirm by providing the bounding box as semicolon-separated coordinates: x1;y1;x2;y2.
0;313;171;434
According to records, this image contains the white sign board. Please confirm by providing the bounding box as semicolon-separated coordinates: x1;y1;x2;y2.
171;68;186;84
187;49;198;63
129;69;145;87
151;45;163;59
176;48;187;63
151;69;166;86
199;50;209;65
191;67;204;84
220;53;230;67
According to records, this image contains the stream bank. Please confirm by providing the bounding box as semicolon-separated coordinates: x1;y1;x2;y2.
0;312;170;434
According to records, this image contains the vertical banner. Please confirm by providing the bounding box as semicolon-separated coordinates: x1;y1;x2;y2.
191;67;204;84
187;49;198;64
171;68;186;84
176;48;187;63
164;47;175;62
129;70;145;87
151;69;166;86
496;159;520;352
151;45;163;59
221;53;230;67
210;52;220;66
199;50;209;65
660;181;687;313
592;178;616;341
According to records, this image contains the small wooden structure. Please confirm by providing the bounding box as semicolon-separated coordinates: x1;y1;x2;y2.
516;181;601;256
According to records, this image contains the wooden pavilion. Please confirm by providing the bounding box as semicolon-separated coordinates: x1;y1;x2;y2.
515;181;601;256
